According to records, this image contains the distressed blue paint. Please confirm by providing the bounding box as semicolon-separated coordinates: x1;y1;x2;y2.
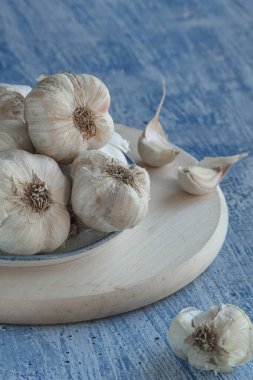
0;0;252;379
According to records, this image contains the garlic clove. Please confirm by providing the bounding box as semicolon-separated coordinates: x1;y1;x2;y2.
168;304;253;373
178;166;223;195
25;73;114;164
0;83;32;98
99;131;129;163
178;152;249;195
138;78;180;167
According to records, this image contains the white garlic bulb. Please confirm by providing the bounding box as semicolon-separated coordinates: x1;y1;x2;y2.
0;87;34;153
138;79;180;167
71;150;150;232
178;153;248;195
24;73;114;164
99;131;129;164
168;304;253;373
0;149;70;255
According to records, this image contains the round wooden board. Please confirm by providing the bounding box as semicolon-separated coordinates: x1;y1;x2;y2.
0;125;228;324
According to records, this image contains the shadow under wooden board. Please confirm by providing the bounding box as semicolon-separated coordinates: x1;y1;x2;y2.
0;124;228;324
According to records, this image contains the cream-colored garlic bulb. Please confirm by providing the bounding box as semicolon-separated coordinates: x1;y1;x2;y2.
0;149;70;255
71;150;150;232
168;304;253;373
138;79;180;167
0;87;34;152
24;73;114;164
178;153;248;195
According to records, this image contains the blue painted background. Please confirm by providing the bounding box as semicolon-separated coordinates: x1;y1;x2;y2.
0;0;252;379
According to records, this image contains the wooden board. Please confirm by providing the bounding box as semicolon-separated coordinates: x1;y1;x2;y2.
0;125;228;324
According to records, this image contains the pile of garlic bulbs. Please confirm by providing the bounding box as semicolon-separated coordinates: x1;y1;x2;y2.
0;74;150;256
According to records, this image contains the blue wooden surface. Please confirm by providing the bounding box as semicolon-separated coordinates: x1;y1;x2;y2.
0;0;252;379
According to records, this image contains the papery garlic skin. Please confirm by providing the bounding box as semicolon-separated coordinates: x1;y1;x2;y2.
71;150;150;232
0;87;34;153
168;304;253;373
24;73;114;164
0;86;25;120
0;83;32;98
0;119;34;153
178;153;248;195
138;79;180;167
99;131;129;164
0;150;70;255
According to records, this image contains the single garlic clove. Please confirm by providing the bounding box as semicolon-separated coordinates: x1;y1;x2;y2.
168;304;253;373
138;78;180;167
178;166;223;195
24;73;114;164
178;152;249;195
99;131;129;164
71;150;150;232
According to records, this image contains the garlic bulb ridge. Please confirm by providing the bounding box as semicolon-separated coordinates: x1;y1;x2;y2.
0;149;70;255
71;150;150;232
138;78;180;167
24;73;114;164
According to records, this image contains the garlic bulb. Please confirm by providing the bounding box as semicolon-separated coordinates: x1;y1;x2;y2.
0;149;70;255
168;304;253;373
24;73;114;164
138;79;180;167
71;150;150;232
0;87;34;152
178;152;248;195
99;131;129;164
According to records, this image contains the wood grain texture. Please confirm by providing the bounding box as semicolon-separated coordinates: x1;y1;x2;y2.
0;125;228;325
0;0;252;379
